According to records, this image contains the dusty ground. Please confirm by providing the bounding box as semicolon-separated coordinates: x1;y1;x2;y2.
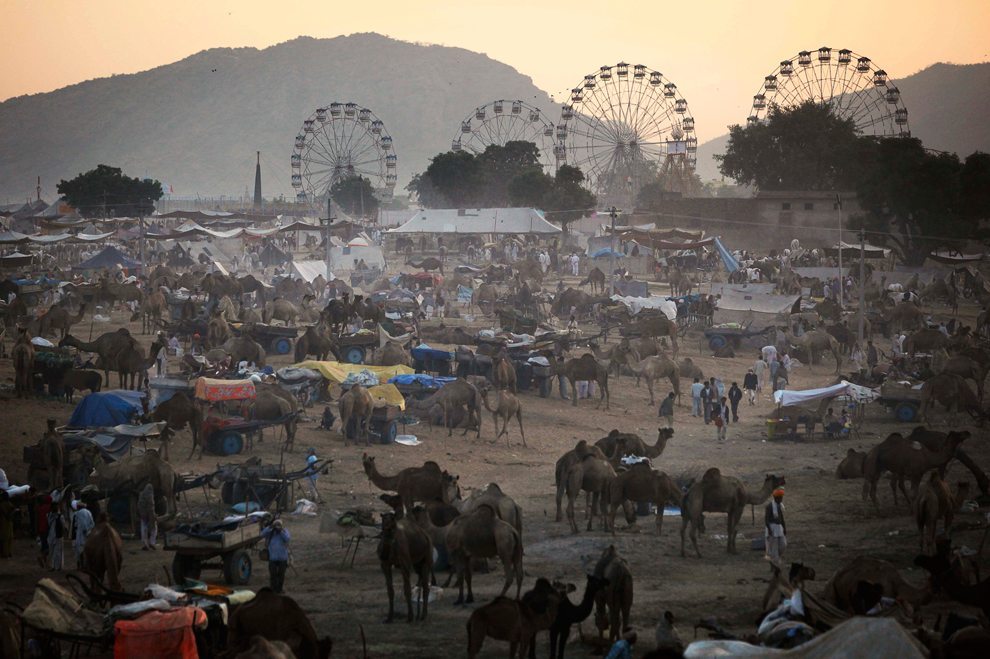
0;283;987;658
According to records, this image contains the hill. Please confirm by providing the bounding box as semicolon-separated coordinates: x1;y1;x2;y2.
0;34;558;201
695;61;990;181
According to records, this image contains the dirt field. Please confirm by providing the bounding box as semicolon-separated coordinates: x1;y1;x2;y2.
1;288;987;658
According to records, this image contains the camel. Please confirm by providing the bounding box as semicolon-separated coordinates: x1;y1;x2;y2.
263;298;299;326
61;368;103;401
554;440;608;522
38;303;86;338
678;357;704;383
549;353;609;409
914;470;958;555
293;324;338;363
595;427;674;460
338;384;374;446
914;549;990;620
933;349;986;400
906;426;989;495
481;389;526;446
90;450;178;518
564;454;619;533
580;267;606;294
111;341;156;390
60;329;139;387
921;374;985;424
39;426;64;490
823;556;930;614
131;292;166;334
861;430;969;505
455;482;523;543
680;470;785;557
466;578;560;659
592;545;634;646
782;329;841;372
378;512;433;623
362;453;451;513
406;257;442;272
668;267;693;296
252;384;300;452
492;355;517;393
472;283;498;316
151;392;203;459
407;378;482;438
207;311;232;349
240;306;263;324
886;302;926;333
375;341;411;367
426;503;523;604
81;514;123;591
227;588;333;659
836;449;867;479
222;335;266;366
624;353;680;405
626;315;679;359
12;327;34;398
904;328;948;356
607;464;680;536
549;574;610;659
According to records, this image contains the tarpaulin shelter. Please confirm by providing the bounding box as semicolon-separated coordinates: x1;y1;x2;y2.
194;377;256;402
0;251;33;268
293;360;414;384
928;250;984;265
73;245;141;271
390;208;561;235
290;260;329;283
823;242;889;259
713;292;799;329
113;606;207;659
773;380;879;407
68;390;145;427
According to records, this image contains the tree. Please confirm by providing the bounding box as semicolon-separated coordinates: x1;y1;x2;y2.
507;169;553;208
716;102;865;191
960;151;990;222
330;175;379;217
57;164;163;218
418;151;482;207
540;165;597;232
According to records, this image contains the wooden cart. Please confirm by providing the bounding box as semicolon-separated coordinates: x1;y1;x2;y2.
165;522;263;585
337;331;379;364
877;380;924;422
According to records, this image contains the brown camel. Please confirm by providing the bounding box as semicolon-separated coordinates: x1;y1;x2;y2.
580;267;606;294
293;324;338;363
492;355;518;393
89;450;178;518
39;425;64;490
228;589;333;659
481;388;526;446
221;335;266;366
376;341;411;367
151;392;203;459
906;426;989;495
61;368;102;401
407;378;482;438
592;545;634;646
903;328;948;356
338;384;375;446
456;482;523;539
822;556;930;614
680;469;785;557
406;257;442;272
933;348;986;401
596;428;674;460
607;464;680;535
549;353;610;409
921;373;985;424
554;440;608;522
12;327;35;398
262;298;299;326
624;353;680;405
252;384;300;452
111;341;156;390
564;454;619;533
472;283;498;316
861;430;969;505
362;453;450;512
627;315;680;359
783;329;841;372
378;511;433;623
466;578;560;659
836;449;867;479
914;470;959;555
678;357;704;383
207;311;232;349
39;303;86;338
130;292;166;334
60;330;139;388
81;514;123;591
885;302;926;333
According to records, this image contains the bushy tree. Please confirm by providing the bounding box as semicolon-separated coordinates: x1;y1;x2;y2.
330;175;379;217
57;164;163;217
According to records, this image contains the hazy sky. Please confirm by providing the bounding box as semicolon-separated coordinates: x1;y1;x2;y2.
2;0;988;143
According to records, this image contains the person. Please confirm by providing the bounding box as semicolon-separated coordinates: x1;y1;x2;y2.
753;355;767;393
48;491;65;570
743;369;759;405
781;352;792;374
700;382;712;424
866;340;879;369
850;344;864;374
769;354;780;389
765;488;787;570
605;627;638;659
727;382;743;422
566;314;579;335
155;334;168;376
714;396;729;441
569;252;580;276
658;391;675;428
71;500;94;568
261;518;290;593
690;378;704;417
709;376;725;400
304;448;322;503
35;492;52;567
319;405;336;431
0;491;14;559
435;289;445;320
138;483;157;550
823;408;843;438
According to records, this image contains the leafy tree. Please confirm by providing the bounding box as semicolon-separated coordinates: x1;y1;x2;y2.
507;169;553;207
960;151;990;221
330;175;379;217
418;151;483;207
716;102;865;191
476;141;543;206
57;164;163;217
540;165;597;231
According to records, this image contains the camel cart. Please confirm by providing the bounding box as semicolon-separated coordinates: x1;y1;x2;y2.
877;380;924;422
193;377;300;456
337;330;379;364
232;322;298;356
703;323;774;352
165;518;264;585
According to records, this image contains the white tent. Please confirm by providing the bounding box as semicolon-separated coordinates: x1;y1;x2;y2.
773;381;878;407
389;208;561;235
713;292;799;329
291;260;332;283
329;243;385;271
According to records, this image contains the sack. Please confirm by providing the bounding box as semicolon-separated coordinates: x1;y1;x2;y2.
714;417;723;428
259;548;269;561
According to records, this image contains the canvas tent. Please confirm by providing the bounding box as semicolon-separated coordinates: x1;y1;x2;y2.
773;380;878;407
713;292;799;329
73;245;141;271
823;242;889;259
290;260;331;283
390;208;561;235
330;242;385;271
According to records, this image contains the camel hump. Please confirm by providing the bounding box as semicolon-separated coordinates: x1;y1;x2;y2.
702;467;722;482
475;502;503;520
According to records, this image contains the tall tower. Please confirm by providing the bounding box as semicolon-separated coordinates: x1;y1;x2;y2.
253;151;262;210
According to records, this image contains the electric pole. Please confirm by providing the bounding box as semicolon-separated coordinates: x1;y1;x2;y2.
857;227;866;345
608;206;620;296
836;194;843;309
321;197;335;282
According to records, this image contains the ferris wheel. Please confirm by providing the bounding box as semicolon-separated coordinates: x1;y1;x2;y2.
290;103;397;207
748;47;910;137
451;100;559;171
557;62;697;205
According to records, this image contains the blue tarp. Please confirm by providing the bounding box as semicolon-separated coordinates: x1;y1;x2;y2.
388;374;456;388
73;246;141;271
411;344;453;362
714;236;740;273
68;390;145;428
590;248;624;259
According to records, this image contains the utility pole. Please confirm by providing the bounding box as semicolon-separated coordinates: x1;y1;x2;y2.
321;197;335;282
836;194;843;309
139;201;146;276
857;227;866;345
608;206;620;296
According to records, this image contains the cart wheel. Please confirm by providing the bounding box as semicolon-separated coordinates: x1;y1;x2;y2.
344;346;366;364
223;549;252;585
381;420;398;444
894;402;918;422
538;377;551;398
212;431;244;456
271;337;293;355
172;554;202;583
708;335;727;351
